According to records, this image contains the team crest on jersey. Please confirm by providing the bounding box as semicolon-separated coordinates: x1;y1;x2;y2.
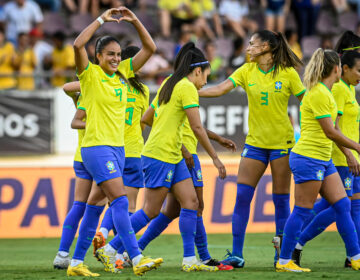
344;177;352;190
241;148;248;157
316;170;324;181
166;170;174;182
197;169;203;181
120;78;126;85
275;81;282;92
106;161;116;174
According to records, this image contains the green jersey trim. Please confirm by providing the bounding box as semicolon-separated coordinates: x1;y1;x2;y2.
295;89;306;97
258;64;275;74
338;111;343;115
315;114;331;119
150;104;155;109
130;57;133;71
104;71;115;78
228;77;236;88
184;104;199;109
319;82;332;94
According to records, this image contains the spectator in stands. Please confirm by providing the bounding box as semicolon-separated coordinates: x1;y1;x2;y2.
320;34;333;49
33;0;61;12
202;0;224;37
44;31;75;87
331;0;348;13
0;27;16;90
29;28;53;88
174;28;193;57
285;29;303;60
261;0;290;33
204;40;225;82
292;0;321;40
348;0;360;19
140;50;172;83
91;0;122;18
357;22;360;37
14;32;36;90
227;36;245;75
219;0;258;38
86;39;96;63
0;0;43;45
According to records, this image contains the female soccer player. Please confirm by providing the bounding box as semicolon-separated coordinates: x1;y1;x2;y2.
97;42;227;272
67;7;162;277
291;51;360;268
92;45;150;256
276;48;360;272
199;30;304;267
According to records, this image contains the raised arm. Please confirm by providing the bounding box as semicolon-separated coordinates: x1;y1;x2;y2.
73;8;120;75
118;7;156;72
198;79;234;98
185;107;226;179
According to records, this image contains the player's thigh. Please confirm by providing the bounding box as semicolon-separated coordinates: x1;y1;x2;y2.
270;155;291;194
320;172;347;205
171;178;199;211
87;181;107;205
142;187;169;219
162;192;181;220
294;180;322;208
99;177;127;202
74;177;93;202
237;157;267;187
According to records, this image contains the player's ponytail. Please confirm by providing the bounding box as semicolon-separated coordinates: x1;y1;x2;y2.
303;48;339;90
94;35;129;84
158;42;210;105
254;30;302;77
335;31;360;55
121;46;145;95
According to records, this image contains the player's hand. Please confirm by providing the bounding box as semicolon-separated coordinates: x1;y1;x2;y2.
346;153;360;176
182;149;194;169
100;8;121;23
219;137;237;152
213;157;226;179
118;6;138;23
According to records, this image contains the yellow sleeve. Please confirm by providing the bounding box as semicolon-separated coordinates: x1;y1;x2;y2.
288;67;306;97
180;83;199;109
118;58;134;79
310;90;334;119
332;84;347;115
228;63;248;89
77;94;87;111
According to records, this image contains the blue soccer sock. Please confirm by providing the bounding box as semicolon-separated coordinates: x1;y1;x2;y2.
279;205;312;260
58;201;86;253
72;204;104;261
273;194;290;236
179;208;197;257
138;213;172;251
232;184;255;257
351;199;360;248
195;216;211;261
333;197;360;257
301;198;330;230
109;206;150;257
298;206;336;247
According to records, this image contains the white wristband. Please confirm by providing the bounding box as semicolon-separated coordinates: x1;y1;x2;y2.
97;17;104;25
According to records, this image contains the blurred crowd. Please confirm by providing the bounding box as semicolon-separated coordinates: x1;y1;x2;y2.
0;0;359;90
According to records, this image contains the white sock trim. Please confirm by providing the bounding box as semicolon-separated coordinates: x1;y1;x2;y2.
182;256;197;265
295;243;303;250
70;259;83;267
132;254;143;266
104;243;116;255
58;251;69;257
279;258;291;265
99;227;109;239
351;253;360;261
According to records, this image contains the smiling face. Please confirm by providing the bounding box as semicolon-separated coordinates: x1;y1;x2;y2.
246;35;268;62
343;59;360;86
97;41;122;75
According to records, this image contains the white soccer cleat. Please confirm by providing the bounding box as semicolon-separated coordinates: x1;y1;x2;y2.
53;253;71;269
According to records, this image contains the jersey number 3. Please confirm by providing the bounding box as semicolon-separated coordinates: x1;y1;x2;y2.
260;92;268;106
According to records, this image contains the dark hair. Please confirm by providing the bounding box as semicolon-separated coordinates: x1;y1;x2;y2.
159;42;209;105
304;49;340;90
253;30;303;77
335;31;360;55
233;37;244;50
341;50;360;69
121;46;145;95
53;31;66;42
94;35;128;84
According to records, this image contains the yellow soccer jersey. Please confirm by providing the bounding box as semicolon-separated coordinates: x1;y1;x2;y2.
331;79;359;166
16;48;36;90
51;45;75;87
182;118;198;155
0;42;16;89
292;82;338;161
124;82;150;158
228;63;305;149
78;58;134;147
142;77;199;163
74;95;86;162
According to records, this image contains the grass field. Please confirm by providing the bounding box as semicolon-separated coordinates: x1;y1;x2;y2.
0;232;358;279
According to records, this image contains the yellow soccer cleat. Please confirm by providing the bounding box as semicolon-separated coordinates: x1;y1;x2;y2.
93;232;106;258
133;256;163;276
95;247;121;273
182;264;198;272
67;263;100;277
196;263;219;272
351;258;360;270
275;260;311;272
